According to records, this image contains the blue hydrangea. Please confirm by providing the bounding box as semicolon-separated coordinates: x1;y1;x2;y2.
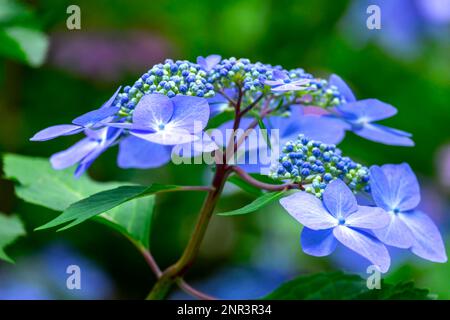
114;59;215;117
270;134;370;197
280;179;391;272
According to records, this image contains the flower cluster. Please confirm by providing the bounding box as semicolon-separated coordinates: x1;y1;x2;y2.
279;163;447;272
30;54;446;275
270;134;370;197
114;59;214;117
207;57;281;92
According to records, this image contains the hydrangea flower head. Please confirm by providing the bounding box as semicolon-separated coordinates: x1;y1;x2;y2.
270;134;370;197
114;59;214;116
370;163;447;262
280;179;391;272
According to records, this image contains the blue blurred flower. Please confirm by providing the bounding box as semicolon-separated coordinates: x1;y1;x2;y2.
0;243;114;300
341;0;450;60
280;179;391;272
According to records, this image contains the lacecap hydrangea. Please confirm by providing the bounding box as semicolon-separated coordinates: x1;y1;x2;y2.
30;55;446;273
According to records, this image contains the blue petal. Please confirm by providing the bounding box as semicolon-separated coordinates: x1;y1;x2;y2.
329;74;356;103
170;95;210;132
130;129;198;145
268;107;349;145
301;227;337;257
30;124;83;141
287;115;349;145
100;86;121;109
132;94;173;128
50;138;98;170
372;212;414;249
72;106;120;126
118;136;172;169
345;205;390;230
338;99;397;122
172;132;219;159
197;54;221;71
323;179;358;218
271;80;311;92
279;192;338;230
73;128;122;176
399;210;447;263
333;226;391;273
370;163;420;212
353;123;414;146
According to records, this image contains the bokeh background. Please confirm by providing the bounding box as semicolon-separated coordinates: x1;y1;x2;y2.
0;0;449;299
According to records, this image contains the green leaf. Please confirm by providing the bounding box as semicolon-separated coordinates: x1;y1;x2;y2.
227;175;263;196
0;26;48;66
263;272;430;300
217;191;285;216
0;0;33;25
257;116;271;150
36;184;180;232
0;213;26;263
3;154;156;248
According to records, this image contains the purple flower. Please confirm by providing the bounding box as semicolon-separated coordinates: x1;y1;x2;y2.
108;93;210;145
330;75;414;146
50;127;122;177
112;94;210;169
197;54;222;72
265;70;311;92
280;179;391;272
369;163;447;263
30;87;121;141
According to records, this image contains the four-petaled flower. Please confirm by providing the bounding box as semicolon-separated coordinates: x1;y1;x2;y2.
280;179;391;272
329;75;414;146
265;70;312;92
370;163;447;262
112;93;210;169
197;54;222;72
108;93;209;145
51;127;122;177
30;87;121;141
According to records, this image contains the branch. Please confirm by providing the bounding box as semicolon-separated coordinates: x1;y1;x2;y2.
179;186;215;192
218;89;237;107
231;166;303;191
240;93;265;117
139;245;218;300
177;279;216;300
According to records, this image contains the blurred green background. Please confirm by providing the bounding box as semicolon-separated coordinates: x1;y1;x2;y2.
0;0;449;299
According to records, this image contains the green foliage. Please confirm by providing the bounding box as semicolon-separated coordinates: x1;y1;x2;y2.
227;175;263;196
263;272;430;300
0;0;48;66
217;191;285;216
3;154;156;248
0;213;25;263
36;184;180;232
